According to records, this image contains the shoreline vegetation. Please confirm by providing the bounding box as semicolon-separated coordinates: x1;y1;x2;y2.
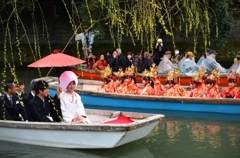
1;40;240;68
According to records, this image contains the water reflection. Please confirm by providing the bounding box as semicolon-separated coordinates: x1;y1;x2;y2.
229;126;239;147
0;141;153;158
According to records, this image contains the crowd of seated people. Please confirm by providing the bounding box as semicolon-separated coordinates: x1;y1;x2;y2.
97;64;240;99
83;37;233;78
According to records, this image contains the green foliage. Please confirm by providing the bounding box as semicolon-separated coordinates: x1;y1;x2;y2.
209;0;234;48
76;0;108;39
16;0;33;13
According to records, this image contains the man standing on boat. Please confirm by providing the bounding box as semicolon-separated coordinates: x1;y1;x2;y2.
0;81;28;121
75;26;99;59
154;38;168;65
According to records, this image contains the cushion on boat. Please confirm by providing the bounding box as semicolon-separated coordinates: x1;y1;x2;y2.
100;115;134;124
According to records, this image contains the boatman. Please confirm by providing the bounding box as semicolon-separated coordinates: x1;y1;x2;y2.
0;80;28;121
75;26;99;59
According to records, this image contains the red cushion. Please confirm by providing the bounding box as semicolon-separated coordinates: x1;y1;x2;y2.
100;115;134;124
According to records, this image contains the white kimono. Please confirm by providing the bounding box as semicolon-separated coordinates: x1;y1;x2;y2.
60;92;89;123
75;31;99;50
157;55;176;74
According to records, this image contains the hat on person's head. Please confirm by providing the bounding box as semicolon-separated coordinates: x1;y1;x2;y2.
207;48;210;52
59;71;78;92
165;51;172;55
209;50;218;55
157;38;163;43
187;51;195;57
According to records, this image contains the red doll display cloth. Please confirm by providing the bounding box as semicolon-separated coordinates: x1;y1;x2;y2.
100;115;134;124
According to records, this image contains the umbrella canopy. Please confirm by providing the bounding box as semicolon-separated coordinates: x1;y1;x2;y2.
28;50;86;68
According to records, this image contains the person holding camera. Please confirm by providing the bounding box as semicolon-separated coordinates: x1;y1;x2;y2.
153;38;168;65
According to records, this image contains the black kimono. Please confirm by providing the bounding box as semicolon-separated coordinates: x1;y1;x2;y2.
0;94;28;121
22;92;34;121
28;95;62;122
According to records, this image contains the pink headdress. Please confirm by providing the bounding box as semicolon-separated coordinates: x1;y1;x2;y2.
59;71;78;92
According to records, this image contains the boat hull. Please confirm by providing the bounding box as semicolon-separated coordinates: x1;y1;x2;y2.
48;87;240;114
70;67;239;86
0;122;158;149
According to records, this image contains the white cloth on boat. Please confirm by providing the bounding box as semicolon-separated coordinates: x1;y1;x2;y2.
60;92;90;123
59;71;78;92
157;55;176;74
200;56;226;74
178;58;199;76
75;31;99;50
197;55;205;66
228;60;240;73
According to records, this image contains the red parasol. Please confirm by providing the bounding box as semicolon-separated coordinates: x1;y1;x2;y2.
28;49;85;68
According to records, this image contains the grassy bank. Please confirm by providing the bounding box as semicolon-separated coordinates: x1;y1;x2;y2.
0;40;240;68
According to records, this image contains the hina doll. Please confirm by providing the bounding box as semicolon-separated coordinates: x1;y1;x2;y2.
151;63;165;96
140;70;154;95
105;66;115;93
59;71;90;124
140;76;154;95
202;74;220;98
221;69;239;98
114;76;124;93
188;74;201;98
126;65;139;94
115;69;124;93
163;71;176;97
97;71;110;92
173;69;188;97
197;67;207;93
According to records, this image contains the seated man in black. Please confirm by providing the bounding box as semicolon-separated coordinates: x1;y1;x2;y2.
22;79;38;121
0;80;28;121
28;80;62;122
14;78;28;99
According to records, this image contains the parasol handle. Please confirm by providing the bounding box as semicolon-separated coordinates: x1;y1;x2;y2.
46;67;54;77
45;24;82;77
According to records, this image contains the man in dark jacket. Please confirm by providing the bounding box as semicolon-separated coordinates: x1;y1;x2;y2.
116;48;126;70
0;80;28;121
22;79;38;121
109;51;123;72
105;51;113;64
154;38;168;65
133;52;143;73
28;80;62;122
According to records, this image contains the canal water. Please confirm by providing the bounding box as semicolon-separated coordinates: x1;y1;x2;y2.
0;66;240;158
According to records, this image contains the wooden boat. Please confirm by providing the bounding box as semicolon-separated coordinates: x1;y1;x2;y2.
69;66;240;87
44;77;240;115
0;109;164;149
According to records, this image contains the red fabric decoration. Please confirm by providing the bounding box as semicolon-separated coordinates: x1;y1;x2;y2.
100;115;134;124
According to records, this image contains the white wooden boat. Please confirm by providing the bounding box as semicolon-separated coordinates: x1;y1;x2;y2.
0;109;165;149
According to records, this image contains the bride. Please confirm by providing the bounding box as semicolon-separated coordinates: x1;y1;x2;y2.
59;71;91;123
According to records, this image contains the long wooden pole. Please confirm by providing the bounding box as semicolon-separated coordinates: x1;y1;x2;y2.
46;24;82;77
